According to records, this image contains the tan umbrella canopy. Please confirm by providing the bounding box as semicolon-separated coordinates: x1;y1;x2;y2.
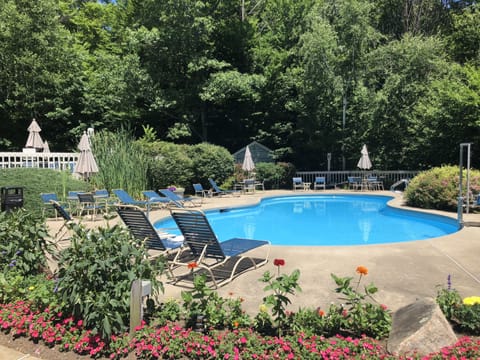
25;118;44;150
357;144;372;170
242;145;255;173
74;131;98;179
43;140;50;153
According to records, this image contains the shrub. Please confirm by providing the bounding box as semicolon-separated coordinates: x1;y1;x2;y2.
0;209;54;276
255;162;289;190
404;165;480;211
143;141;194;191
187;142;235;188
56;223;165;339
0;168;89;216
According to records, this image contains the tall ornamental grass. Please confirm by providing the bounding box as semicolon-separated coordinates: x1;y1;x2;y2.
91;130;149;198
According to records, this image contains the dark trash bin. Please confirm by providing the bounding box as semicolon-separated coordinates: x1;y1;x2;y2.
1;187;24;212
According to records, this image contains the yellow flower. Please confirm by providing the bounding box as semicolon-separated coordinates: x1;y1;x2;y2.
28;286;35;291
259;304;268;313
463;296;480;306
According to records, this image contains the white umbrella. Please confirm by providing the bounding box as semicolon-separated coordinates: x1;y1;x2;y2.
25;118;44;150
43;140;50;153
357;144;372;170
74;131;98;179
242;145;255;173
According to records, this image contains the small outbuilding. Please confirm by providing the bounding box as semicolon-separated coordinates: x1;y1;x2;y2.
233;141;275;164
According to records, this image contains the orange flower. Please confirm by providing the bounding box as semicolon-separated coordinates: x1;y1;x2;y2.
356;266;368;275
317;309;325;317
233;321;239;328
187;262;198;269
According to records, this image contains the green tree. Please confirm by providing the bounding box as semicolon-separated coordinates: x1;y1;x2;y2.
297;0;381;169
446;4;480;65
0;0;82;150
362;35;450;169
411;64;480;168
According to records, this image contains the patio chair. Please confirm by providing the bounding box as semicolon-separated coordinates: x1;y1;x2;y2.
77;192;105;221
208;178;240;197
347;177;362;190
313;177;326;190
243;179;256;193
292;177;304;191
116;205;186;271
254;179;265;192
50;200;76;243
193;183;210;198
94;189;117;210
142;190;174;208
158;189;202;207
170;208;270;289
366;176;384;191
113;188;153;207
40;193;61;218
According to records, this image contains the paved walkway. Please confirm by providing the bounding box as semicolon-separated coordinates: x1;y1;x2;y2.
2;190;479;359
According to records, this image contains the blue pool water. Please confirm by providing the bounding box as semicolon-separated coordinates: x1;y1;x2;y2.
154;195;460;246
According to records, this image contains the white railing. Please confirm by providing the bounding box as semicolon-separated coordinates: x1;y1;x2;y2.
295;170;419;188
0;152;79;172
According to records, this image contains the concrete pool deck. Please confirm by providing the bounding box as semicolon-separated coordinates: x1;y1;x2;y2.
1;190;479;359
47;189;480;315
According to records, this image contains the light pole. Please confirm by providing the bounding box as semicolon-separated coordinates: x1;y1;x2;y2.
458;143;472;225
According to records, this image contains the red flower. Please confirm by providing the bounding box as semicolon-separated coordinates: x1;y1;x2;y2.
187;262;198;269
273;259;285;266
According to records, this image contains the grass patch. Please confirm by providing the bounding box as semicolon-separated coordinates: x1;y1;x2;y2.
0;168;89;217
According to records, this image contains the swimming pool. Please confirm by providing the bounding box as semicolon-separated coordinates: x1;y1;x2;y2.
154;195;460;246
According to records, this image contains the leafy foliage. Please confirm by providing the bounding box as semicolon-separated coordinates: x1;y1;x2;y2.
56;223;165;339
404;165;480;211
0;209;54;276
259;260;302;336
181;275;250;331
1;0;480;170
437;282;480;335
330;268;392;339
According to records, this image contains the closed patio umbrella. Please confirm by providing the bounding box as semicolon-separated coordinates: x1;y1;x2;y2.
43;140;50;153
25;118;44;150
242;145;255;173
74;131;98;179
357;144;372;170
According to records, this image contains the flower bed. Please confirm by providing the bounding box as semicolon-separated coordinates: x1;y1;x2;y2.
1;300;480;359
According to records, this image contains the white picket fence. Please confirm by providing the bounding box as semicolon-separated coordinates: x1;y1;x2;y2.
0;152;79;172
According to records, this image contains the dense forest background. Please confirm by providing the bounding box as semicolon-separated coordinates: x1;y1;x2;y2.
0;0;478;170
